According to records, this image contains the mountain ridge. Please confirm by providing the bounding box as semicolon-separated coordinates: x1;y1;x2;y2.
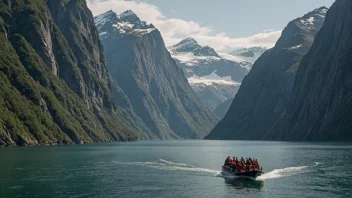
95;10;218;139
206;6;327;140
273;2;352;141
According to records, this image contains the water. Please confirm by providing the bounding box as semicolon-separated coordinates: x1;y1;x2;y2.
1;141;352;198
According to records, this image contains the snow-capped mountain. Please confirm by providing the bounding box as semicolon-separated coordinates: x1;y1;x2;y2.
169;37;220;57
229;47;267;64
94;10;156;38
94;10;218;140
168;38;252;111
206;6;327;140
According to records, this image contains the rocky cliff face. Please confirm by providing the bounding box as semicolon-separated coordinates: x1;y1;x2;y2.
0;0;137;146
95;10;218;139
277;0;352;141
213;98;233;118
46;0;114;111
206;7;327;140
169;38;250;111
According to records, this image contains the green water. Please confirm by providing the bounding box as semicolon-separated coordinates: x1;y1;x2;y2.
1;141;352;197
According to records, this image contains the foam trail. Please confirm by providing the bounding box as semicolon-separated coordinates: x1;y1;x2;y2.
112;160;220;175
159;159;194;167
151;165;221;175
314;162;323;166
257;162;321;181
112;161;166;166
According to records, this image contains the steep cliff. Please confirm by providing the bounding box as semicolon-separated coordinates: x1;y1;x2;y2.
0;0;136;146
213;98;233;118
279;0;352;141
206;7;327;140
95;10;218;139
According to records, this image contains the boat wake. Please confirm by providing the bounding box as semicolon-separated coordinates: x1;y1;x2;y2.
256;162;321;181
112;159;221;175
111;160;321;180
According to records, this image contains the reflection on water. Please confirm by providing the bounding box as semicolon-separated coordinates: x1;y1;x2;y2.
224;178;264;190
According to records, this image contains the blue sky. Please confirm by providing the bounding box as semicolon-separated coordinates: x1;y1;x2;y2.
88;0;335;51
136;0;334;37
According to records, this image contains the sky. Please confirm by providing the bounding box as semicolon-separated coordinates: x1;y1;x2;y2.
87;0;335;52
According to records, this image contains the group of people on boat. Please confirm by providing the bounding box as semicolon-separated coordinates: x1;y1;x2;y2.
224;156;262;172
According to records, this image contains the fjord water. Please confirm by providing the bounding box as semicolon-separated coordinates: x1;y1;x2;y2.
1;141;351;198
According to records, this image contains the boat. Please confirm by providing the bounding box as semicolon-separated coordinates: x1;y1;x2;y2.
222;166;264;179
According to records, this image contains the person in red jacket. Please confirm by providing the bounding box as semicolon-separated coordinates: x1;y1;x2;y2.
231;157;237;172
236;162;242;172
229;158;234;165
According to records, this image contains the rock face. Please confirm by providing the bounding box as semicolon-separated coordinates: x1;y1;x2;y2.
169;38;251;111
277;0;352;141
206;7;327;140
95;10;218;139
213;98;234;118
0;0;137;146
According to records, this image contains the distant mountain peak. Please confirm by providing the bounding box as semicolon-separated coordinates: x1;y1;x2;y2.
94;10;155;36
300;6;328;21
182;37;198;44
313;6;328;14
273;6;328;51
171;37;201;50
104;10;115;16
94;10;119;30
120;10;136;18
299;6;328;24
170;37;219;57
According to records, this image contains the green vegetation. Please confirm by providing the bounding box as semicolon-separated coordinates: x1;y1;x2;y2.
0;0;137;146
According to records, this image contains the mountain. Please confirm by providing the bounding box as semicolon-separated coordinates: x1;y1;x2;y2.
170;37;220;57
229;47;267;64
206;7;327;140
0;0;137;146
95;10;218;139
169;38;251;111
213;98;233;118
275;0;352;141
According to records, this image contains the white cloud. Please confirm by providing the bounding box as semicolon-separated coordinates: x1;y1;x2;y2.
87;0;282;52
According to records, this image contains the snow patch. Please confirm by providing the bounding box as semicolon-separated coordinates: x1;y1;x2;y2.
307;17;315;24
117;22;134;29
289;45;302;50
133;28;156;35
171;52;220;67
218;53;245;62
188;71;240;86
